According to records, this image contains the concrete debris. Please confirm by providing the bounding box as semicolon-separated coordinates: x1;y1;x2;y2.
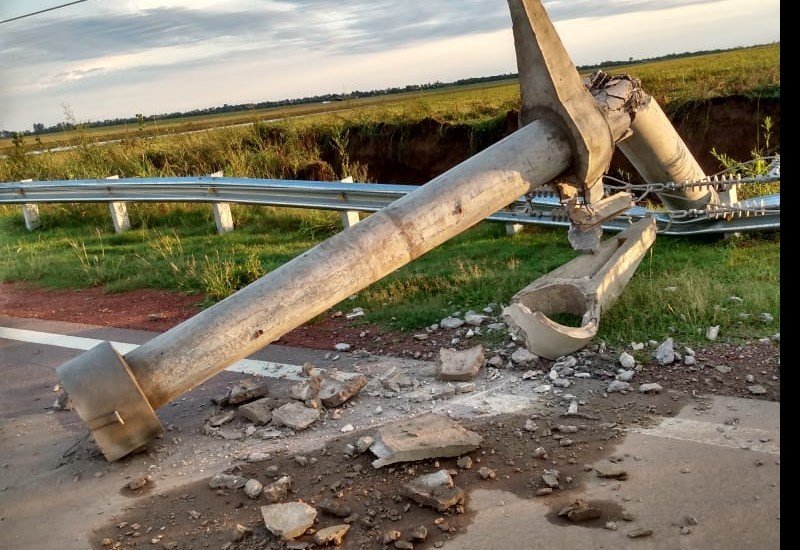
706;326;720;341
619;352;636;370
402;470;465;511
684;355;697;366
714;365;731;374
605;521;618;531
317;498;352;518
411;525;428;541
370;414;483;468
631;342;645;351
313;524;350;546
654;338;675;365
271;402;320;431
553;379;572;388
438;345;484;381
747;385;767;395
294;455;308;467
239;397;286;425
525;419;538;432
413;333;429;340
487;355;504;368
533;384;552;393
536;488;553;496
456;382;476;393
606;380;631;393
319;371;367;407
639;383;663;394
558;499;601;522
559;438;573;447
244;479;263;499
260;502;317;540
627;528;654;538
511;348;538;365
465;314;487;326
557;425;578;433
522;370;541;380
334;343;352;352
383;531;402;544
340;424;354;433
594;463;629;480
541;473;559;488
354;436;375;455
228;379;269;405
533;447;548;459
478;467;497;480
394;540;414;549
456;456;473;470
440;317;465;329
758;312;774;324
209;473;247;490
616;370;635;382
263;476;293;503
232;523;252;542
206;410;235;427
125;475;152;491
554;356;578;369
487;322;506;330
728;296;744;303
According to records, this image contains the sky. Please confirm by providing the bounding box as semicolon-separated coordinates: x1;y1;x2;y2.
0;0;779;132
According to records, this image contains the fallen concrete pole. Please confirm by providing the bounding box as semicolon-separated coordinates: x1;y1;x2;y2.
56;0;645;461
618;98;717;210
58;120;573;460
503;217;657;359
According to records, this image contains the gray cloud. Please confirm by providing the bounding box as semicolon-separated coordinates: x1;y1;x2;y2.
1;0;723;68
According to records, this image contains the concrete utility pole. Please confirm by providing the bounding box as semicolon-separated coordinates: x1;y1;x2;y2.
55;0;696;461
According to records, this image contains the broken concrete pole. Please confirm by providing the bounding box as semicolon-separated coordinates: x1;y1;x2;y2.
503;217;656;359
56;0;648;462
369;414;483;468
260;502;317;540
271;402;319;430
403;470;465;512
318;371;367;407
437;345;485;381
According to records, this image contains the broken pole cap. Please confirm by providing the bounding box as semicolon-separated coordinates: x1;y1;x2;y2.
508;0;615;189
57;341;163;461
503;217;656;359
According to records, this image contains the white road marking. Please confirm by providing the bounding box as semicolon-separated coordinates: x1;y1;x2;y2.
632;416;780;455
0;326;303;380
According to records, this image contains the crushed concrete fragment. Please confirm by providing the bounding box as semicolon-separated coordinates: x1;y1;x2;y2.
271;402;320;431
465;314;486;326
228;379;269;405
244;479;263;499
654;338;675;365
558;499;601;522
627;528;654;538
403;470;464;512
317;498;352;518
524;419;538;432
639;383;663;394
411;525;428;541
209;473;247;490
488;355;504;368
239;397;286;425
557;425;578;433
457;456;473;469
605;521;618;531
554;356;577;369
263;475;293;503
553;379;571;388
594;463;629;480
706;326;720;341
478;467;496;480
714;365;732;374
354;436;374;455
125;475;151;491
533;447;548;459
260;502;317;540
747;385;767;395
319;371;367;407
536;488;553;496
619;352;636;370
313;524;350;546
438;345;484;381
559;438;573;447
370;414;482;468
533;384;552;393
631;342;645;351
684;355;697;366
231;523;252;542
207;410;235;427
541;474;559;488
440;317;465;329
334;343;351;352
511;348;538;365
383;531;402;544
759;312;774;324
616;370;635;382
340;424;354;433
606;380;631;393
395;540;414;549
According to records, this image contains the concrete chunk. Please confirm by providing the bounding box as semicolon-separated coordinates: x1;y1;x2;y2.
228;379;269;405
438;345;484;381
370;413;483;468
260;502;317;540
313;524;350;546
263;475;293;503
402;470;465;511
271;402;320;430
319;371;367;407
239;397;287;425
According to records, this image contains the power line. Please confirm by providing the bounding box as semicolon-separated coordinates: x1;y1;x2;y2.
0;0;90;25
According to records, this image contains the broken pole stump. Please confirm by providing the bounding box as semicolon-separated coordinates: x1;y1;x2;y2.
20;179;40;231
338;176;361;229
105;175;131;234
209;171;234;234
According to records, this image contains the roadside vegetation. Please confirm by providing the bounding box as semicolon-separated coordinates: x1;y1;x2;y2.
0;44;780;345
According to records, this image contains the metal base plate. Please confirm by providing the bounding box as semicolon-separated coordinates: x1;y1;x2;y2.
57;341;163;461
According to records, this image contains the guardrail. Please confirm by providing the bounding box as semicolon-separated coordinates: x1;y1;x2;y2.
0;176;780;236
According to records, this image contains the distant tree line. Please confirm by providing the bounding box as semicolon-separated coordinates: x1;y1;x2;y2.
1;43;774;138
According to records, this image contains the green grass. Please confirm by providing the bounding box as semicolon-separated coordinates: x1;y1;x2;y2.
0;202;780;344
0;44;780;345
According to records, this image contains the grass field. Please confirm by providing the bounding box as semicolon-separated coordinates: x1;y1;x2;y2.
0;44;781;345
